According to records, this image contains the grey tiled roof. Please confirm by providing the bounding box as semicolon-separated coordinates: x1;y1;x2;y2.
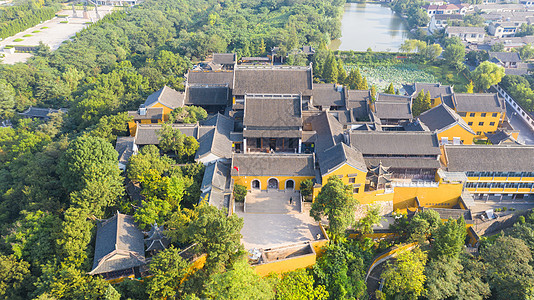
231;153;315;176
445;145;534;172
90;213;145;275
310;112;345;153
365;158;441;169
433;14;463;20
489;51;521;63
505;68;528;76
144;86;185;109
418;104;475;134
312;84;345;107
233;66;313;95
346;90;371;107
374;102;412;120
212;53;236;65
243;97;302;127
201;160;231;192
484;130;520;145
446;26;486;34
196;114;234;160
185;86;229;106
453;93;504;113
128;107;164;120
318;143;367;176
135;124;201;145
187;70;235;87
409;83;453;99
115;136;135;165
350;131;441;156
403;120;430;132
19;107;67;118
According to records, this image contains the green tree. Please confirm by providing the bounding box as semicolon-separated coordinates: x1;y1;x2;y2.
0;80;15;120
299;179;314;199
370;85;377;102
471;61;505;91
204;257;274;299
384;83;395;94
310;176;358;238
361;77;368;90
157;124;199;160
58;136;122;194
167;203;244;273
431;217;467;259
466;80;474;93
104;284;121;300
481;236;534;299
490;43;505;52
127;145;173;182
519;43;534;60
276;269;328;300
170;106;208;124
381;248;427;299
424;257;462;300
0;255;31;300
147;246;191;300
412;90;425;117
336;58;347;84
323;52;338;84
233;184;247;202
356;204;384;235
407;209;441;243
443;44;466;71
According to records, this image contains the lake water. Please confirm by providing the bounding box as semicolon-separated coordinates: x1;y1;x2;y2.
331;3;409;52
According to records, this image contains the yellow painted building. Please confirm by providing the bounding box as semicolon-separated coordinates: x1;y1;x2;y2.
451;93;505;139
418;103;477;145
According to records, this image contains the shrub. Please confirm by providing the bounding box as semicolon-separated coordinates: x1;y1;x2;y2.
23;34;32;37
41;27;49;29
519;216;526;224
60;21;68;24
32;30;41;33
495;208;501;212
13;39;23;42
300;179;314;199
233;184;247;202
502;207;508;211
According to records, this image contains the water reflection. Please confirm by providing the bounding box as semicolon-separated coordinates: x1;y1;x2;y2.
332;3;409;52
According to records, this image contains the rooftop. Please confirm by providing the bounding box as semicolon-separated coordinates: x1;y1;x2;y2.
446;26;486;34
311;83;345;107
243;96;302;128
318;143;367;176
418;103;475;134
144;86;184;109
186;70;235;87
489;51;522;63
445;145;534;172
350;131;441;156
453;93;504;113
212;53;236;65
233;66;313;96
231;153;315;177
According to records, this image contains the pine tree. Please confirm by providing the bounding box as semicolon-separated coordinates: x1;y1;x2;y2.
258;38;266;56
466;80;474;93
370;85;377;102
355;68;363;89
413;90;425;117
323;53;338;84
337;58;347;84
423;91;432;112
384;83;395;94
361;77;368;90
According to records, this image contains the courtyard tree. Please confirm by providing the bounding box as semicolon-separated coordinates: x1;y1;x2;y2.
310;176;358;238
170;106;208;124
299;179;314;200
407;209;441;243
356;204;384;235
127;145;173;182
412;90;431;117
384;83;395;94
157;123;199;160
466;80;474;93
430;216;467;259
471;61;505;91
233;184;247;202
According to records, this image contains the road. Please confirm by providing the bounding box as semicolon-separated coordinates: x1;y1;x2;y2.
506;102;534;144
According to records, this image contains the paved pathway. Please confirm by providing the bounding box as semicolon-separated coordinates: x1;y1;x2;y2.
506;102;534;144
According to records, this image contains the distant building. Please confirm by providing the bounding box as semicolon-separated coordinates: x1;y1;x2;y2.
445;26;486;43
19;106;67;120
428;14;464;33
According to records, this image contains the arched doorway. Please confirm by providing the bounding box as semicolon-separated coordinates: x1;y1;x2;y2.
251;179;260;190
268;178;279;190
285;179;295;190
